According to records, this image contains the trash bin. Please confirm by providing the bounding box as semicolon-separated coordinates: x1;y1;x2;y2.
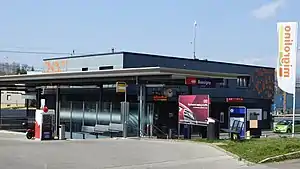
249;128;262;138
200;126;207;138
207;117;220;140
183;124;191;139
59;124;66;140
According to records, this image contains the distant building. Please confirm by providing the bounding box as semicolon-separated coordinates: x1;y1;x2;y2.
273;76;300;113
26;71;43;75
0;62;37;109
1;91;25;108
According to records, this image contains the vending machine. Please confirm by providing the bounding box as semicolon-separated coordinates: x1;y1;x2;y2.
228;106;246;139
35;107;55;140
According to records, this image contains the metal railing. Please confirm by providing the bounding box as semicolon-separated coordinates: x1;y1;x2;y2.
139;127;148;137
127;123;148;138
152;124;169;139
0;117;31;132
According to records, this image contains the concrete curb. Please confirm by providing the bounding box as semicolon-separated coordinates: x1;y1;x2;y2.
172;139;254;165
0;130;26;135
202;143;255;166
258;151;300;163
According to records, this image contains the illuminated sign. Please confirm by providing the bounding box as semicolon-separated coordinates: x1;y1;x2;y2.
185;77;223;88
153;95;168;101
226;98;244;102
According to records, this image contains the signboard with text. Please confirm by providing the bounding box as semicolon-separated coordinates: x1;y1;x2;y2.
226;98;244;102
185;77;223;88
178;95;210;125
116;82;127;93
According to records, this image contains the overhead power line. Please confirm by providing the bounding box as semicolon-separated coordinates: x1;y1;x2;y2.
0;50;71;55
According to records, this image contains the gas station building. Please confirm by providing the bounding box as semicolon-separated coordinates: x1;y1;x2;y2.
0;52;275;139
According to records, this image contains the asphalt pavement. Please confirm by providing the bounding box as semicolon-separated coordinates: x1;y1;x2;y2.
266;159;300;169
0;131;245;169
0;131;299;169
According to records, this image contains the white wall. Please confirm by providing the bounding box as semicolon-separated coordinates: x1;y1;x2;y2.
1;91;25;107
43;53;124;73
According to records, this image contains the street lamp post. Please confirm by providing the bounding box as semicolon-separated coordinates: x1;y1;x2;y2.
292;47;300;137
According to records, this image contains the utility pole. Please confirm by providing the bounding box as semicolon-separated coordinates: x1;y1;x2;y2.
193;21;197;59
283;91;286;113
292;46;300;137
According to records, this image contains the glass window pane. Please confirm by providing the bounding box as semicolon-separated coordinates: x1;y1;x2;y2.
98;102;112;125
71;101;84;139
242;78;246;87
112;102;121;124
237;78;241;86
83;102;97;126
59;100;71;139
127;103;139;137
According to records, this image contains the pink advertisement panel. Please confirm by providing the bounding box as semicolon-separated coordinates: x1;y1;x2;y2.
178;95;209;125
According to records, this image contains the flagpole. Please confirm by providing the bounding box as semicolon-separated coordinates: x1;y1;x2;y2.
292;88;296;137
193;21;197;59
293;46;300;137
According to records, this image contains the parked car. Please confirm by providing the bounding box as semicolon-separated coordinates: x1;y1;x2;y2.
273;120;300;133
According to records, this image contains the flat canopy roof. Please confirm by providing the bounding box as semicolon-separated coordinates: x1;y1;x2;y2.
0;67;249;89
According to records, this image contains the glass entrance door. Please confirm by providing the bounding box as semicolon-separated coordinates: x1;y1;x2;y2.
151;102;179;138
125;103;139;137
146;103;154;137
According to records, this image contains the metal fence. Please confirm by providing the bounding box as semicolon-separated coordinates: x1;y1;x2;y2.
0;109;35;132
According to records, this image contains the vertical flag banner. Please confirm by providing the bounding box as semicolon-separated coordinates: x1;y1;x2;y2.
277;22;298;94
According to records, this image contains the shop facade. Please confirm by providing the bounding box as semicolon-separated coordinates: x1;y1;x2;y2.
0;51;275;139
41;52;275;139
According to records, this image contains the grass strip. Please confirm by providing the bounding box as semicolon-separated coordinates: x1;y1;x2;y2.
193;138;300;163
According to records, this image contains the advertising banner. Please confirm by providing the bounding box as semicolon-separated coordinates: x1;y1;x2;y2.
178;95;209;125
277;22;298;94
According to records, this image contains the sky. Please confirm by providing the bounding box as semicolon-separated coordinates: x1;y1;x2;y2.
0;0;299;69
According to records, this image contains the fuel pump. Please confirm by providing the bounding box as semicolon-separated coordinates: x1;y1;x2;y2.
35;106;55;140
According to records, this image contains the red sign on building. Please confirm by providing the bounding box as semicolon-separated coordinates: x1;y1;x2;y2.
226;98;244;102
185;77;197;85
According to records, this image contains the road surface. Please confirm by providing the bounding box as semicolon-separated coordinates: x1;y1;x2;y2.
0;131;298;169
266;159;300;169
0;132;245;169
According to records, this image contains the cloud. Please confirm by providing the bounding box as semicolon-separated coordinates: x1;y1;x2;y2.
252;0;285;20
